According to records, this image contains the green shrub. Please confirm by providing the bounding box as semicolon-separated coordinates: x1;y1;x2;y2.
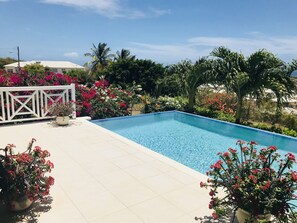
282;128;297;137
193;106;217;118
141;96;186;113
155;73;182;97
216;112;235;122
281;114;297;131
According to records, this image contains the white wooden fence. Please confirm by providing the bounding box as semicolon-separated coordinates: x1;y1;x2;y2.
0;84;76;123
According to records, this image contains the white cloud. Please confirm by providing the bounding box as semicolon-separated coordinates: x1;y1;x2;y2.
40;0;170;19
188;36;297;55
0;0;9;2
129;42;206;64
149;8;171;17
129;35;297;64
63;52;79;58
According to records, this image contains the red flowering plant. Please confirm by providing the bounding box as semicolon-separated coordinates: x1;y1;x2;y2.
75;79;141;119
0;139;54;208
200;140;297;222
48;100;75;117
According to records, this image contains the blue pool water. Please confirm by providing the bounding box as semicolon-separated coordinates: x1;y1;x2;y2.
92;111;297;174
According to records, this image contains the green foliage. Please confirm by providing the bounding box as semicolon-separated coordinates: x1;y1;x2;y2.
281;114;297;131
100;59;165;94
155;73;182;97
0;57;17;69
24;63;45;77
172;59;213;111
141;95;186;113
114;49;135;61
85;42;113;73
211;47;294;124
282;128;297;137
216;112;235;122
193;106;217;118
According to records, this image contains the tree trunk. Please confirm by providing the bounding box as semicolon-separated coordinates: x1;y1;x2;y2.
273;96;282;124
188;92;196;112
235;95;243;124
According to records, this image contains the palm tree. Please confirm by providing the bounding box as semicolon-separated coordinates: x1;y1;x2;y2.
84;42;113;73
114;49;135;61
211;47;287;124
211;47;250;123
176;58;212;111
266;63;296;123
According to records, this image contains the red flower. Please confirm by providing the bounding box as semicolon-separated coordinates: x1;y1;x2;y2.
82;101;91;108
212;160;223;170
223;152;229;157
212;212;218;219
236;140;245;145
95;79;109;88
209;189;215;196
291;172;297;182
109;93;116;99
287;153;296;162
268;146;277;151
47;176;55;186
228;148;237;153
119;102;127;108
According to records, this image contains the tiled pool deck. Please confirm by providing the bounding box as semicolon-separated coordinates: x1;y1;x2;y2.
0;118;220;223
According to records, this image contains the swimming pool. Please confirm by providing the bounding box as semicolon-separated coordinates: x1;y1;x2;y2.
92;111;297;174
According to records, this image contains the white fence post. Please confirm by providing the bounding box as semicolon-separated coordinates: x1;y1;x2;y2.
71;83;76;118
0;84;76;124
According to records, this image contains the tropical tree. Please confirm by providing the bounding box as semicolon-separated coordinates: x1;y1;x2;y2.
99;59;165;94
211;47;290;124
266;62;296;123
174;59;213;111
84;42;113;73
114;49;135;61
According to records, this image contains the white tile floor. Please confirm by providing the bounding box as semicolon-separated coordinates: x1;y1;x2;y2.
0;118;217;223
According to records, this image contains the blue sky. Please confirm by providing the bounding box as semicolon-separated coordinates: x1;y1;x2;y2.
0;0;297;65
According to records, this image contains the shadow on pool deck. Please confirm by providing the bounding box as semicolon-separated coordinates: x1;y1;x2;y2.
0;197;53;223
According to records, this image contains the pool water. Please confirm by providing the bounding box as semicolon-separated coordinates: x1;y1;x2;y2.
92;111;297;174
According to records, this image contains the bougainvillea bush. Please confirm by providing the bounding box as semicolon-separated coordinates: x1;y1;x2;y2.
0;70;76;87
76;79;136;119
200;140;297;222
0;139;54;206
199;92;236;115
0;70;139;119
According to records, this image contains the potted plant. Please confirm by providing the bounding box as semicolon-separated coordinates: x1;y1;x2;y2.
200;140;297;223
0;139;54;211
49;101;75;126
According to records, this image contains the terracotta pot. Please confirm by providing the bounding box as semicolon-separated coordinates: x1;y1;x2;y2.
56;116;70;126
8;196;33;211
236;208;272;223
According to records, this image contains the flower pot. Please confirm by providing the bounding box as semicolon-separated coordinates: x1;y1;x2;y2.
236;208;272;223
7;196;33;211
56;116;70;126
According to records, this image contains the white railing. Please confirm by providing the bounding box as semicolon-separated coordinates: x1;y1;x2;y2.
0;84;76;123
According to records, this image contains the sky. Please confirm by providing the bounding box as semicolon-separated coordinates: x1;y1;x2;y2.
0;0;297;66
